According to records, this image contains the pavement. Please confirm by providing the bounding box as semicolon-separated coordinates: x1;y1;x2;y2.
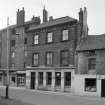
0;86;105;105
0;96;33;105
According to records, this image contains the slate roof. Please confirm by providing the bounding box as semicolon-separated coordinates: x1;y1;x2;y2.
76;34;105;51
28;16;77;31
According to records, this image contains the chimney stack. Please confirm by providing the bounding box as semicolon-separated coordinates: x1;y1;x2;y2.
79;7;88;38
17;7;25;26
43;7;48;23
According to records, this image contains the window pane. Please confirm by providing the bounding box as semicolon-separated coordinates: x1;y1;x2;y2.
33;53;39;66
34;35;39;44
61;50;69;66
46;52;53;65
62;30;68;41
47;32;53;43
88;58;96;70
85;78;96;92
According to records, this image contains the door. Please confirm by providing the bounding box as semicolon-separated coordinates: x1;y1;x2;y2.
31;72;35;89
101;79;105;97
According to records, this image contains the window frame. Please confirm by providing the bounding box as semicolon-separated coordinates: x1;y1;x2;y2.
88;58;96;70
33;34;39;45
61;29;69;41
11;40;15;47
32;53;39;66
46;32;53;43
46;52;53;66
60;50;69;66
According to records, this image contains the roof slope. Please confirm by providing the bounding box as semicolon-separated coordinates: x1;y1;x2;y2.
76;34;105;51
28;16;76;31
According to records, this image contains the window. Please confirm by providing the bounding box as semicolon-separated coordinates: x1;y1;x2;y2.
55;72;61;86
24;38;27;44
64;72;71;86
62;30;69;41
11;29;16;35
88;58;96;70
60;50;69;66
46;52;53;65
33;53;39;66
11;52;15;58
47;32;53;43
46;72;52;85
38;72;43;85
25;51;27;57
11;40;15;47
11;63;15;68
85;78;96;92
34;35;39;45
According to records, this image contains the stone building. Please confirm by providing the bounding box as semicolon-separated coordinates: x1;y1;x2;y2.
25;7;88;91
0;8;41;87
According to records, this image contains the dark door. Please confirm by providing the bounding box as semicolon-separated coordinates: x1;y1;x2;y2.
31;72;35;89
101;79;105;97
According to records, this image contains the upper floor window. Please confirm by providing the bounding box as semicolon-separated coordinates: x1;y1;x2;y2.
88;58;96;70
34;35;39;45
11;52;15;58
24;38;27;44
33;53;39;66
46;52;53;65
60;50;69;66
25;51;27;57
11;63;15;68
47;32;53;43
62;30;69;41
11;40;15;47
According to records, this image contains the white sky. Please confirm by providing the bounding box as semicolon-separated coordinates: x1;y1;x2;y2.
0;0;105;35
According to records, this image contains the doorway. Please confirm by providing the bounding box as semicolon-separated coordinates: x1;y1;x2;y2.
101;79;105;97
31;72;35;89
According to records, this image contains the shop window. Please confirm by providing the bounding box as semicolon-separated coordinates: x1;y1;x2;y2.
46;72;52;85
88;58;96;70
64;72;71;86
17;74;25;86
55;72;61;86
38;72;43;85
85;78;96;92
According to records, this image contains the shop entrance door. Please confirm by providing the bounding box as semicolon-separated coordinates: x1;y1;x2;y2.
31;72;35;89
101;79;105;97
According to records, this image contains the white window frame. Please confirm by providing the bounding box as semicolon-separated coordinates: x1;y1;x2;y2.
62;30;69;41
47;32;53;43
46;52;53;65
33;53;39;66
34;35;39;45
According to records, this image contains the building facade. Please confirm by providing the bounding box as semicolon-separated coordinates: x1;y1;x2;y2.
0;8;41;87
76;34;105;97
25;7;88;91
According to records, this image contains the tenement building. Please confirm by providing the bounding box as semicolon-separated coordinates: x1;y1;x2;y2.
25;7;88;91
0;7;88;91
0;8;41;87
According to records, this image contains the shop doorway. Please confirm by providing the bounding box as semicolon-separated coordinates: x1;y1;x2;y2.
31;72;35;89
101;79;105;97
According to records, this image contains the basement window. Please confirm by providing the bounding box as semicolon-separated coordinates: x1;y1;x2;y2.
85;78;96;92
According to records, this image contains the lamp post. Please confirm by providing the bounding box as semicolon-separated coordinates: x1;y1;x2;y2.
5;17;9;99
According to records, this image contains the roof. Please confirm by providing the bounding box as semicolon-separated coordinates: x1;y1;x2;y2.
76;34;105;51
28;16;77;31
